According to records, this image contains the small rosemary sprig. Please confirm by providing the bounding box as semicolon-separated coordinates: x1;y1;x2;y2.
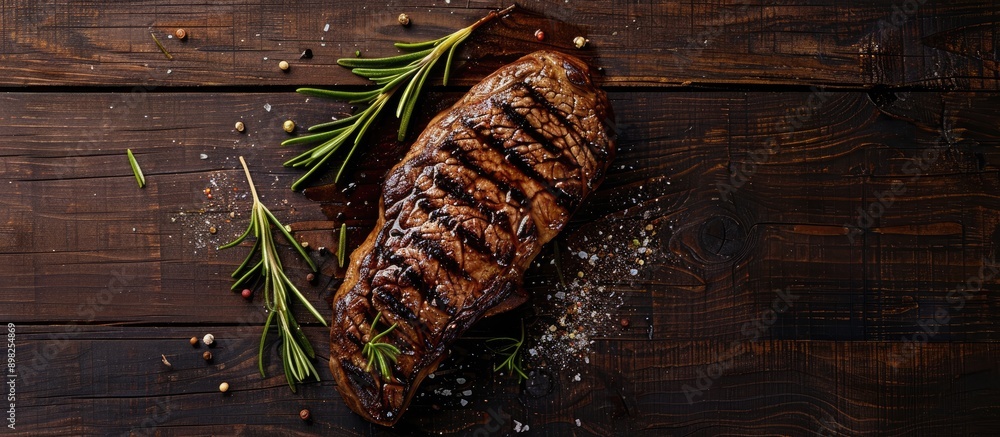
220;156;328;392
126;149;145;188
281;5;516;191
487;322;528;381
362;312;401;380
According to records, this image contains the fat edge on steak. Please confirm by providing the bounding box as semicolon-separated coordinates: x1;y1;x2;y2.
329;50;616;426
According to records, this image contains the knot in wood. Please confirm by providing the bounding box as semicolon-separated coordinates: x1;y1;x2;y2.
699;216;745;258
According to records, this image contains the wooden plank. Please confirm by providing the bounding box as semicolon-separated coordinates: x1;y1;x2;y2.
2;90;1000;345
7;325;998;435
0;0;998;88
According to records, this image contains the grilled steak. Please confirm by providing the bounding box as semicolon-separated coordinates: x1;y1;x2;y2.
329;50;615;426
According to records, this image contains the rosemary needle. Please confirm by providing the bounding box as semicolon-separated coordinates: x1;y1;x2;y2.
338;222;347;268
219;156;327;392
126;149;145;188
282;5;517;191
150;32;173;60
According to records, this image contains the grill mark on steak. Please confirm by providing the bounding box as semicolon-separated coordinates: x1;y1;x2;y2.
511;82;591;147
416;194;499;265
499;102;579;168
431;170;479;209
373;285;418;322
439;139;529;209
504;83;601;189
459;118;578;210
429;168;513;234
401;265;437;306
410;232;472;282
379;233;458;319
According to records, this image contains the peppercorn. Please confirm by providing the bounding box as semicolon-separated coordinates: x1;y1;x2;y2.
620;318;630;328
189;336;199;346
534;29;545;41
175;28;187;40
203;333;215;346
278;60;290;71
219;382;230;393
235;121;245;132
573;36;588;49
241;288;253;299
209;226;217;234
397;13;411;27
306;273;316;283
203;350;213;361
283;120;295;133
299;409;311;421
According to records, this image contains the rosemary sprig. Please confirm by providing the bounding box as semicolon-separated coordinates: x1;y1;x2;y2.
487;322;528;382
219;156;328;392
281;5;516;191
362;312;401;380
126;149;145;188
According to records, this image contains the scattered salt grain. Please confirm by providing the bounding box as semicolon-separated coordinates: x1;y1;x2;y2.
199;153;208;160
324;23;330;32
460;399;468;406
455;378;466;384
263;103;271;112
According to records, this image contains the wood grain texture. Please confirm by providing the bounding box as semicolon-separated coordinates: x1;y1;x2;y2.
0;0;998;88
2;0;1000;435
2;89;999;435
8;326;999;436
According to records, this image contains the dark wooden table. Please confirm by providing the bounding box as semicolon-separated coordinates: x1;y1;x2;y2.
2;1;999;435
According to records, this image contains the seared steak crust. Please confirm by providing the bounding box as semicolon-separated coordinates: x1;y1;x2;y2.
329;51;615;426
